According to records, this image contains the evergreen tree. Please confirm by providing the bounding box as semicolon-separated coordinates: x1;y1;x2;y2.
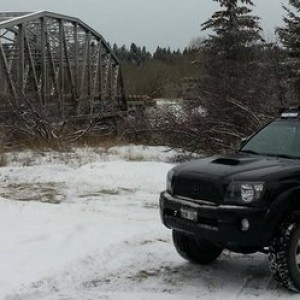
153;46;162;60
277;0;300;97
112;43;118;53
141;46;152;62
278;0;300;56
189;0;273;151
130;42;138;54
202;0;263;60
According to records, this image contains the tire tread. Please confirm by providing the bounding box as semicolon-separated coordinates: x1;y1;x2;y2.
269;219;299;292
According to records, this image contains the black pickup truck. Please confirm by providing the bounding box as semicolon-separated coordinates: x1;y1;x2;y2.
159;108;300;292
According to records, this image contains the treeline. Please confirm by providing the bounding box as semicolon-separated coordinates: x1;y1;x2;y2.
112;43;193;66
111;43;198;98
120;0;300;153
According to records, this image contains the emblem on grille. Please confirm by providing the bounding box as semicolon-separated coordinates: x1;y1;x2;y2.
192;184;200;196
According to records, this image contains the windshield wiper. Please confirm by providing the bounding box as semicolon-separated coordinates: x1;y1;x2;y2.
240;150;300;159
264;153;300;160
239;149;261;155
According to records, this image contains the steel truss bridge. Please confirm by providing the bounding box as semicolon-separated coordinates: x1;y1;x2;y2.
0;11;126;119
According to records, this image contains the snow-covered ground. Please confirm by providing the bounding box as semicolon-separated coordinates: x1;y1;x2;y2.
0;145;297;299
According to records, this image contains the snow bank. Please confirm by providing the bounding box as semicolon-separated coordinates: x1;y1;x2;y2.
0;145;290;299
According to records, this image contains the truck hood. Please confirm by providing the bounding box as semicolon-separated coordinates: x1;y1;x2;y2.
173;152;300;182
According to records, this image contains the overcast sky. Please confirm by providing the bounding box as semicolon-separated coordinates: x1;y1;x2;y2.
1;0;287;52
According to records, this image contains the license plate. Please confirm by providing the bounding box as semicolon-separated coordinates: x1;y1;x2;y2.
180;207;198;222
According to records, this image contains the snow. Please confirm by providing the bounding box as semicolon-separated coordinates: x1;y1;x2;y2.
0;145;295;299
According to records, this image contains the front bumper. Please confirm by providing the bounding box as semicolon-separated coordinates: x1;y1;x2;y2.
159;191;271;248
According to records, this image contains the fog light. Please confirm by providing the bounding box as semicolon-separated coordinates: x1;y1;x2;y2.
241;218;250;232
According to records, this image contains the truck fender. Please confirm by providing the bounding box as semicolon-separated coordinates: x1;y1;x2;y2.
265;187;300;238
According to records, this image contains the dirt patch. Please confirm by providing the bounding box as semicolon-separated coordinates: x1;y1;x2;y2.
143;201;158;209
79;187;137;197
0;182;66;204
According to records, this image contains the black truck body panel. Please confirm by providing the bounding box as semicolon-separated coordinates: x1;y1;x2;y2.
160;191;270;249
160;113;300;253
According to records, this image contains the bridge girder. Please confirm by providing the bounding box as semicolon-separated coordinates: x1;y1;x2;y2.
0;11;126;117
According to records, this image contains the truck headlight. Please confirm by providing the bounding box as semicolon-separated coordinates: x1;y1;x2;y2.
166;169;175;193
225;182;265;204
241;183;264;203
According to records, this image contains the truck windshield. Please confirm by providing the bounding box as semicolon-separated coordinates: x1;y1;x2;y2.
240;121;300;159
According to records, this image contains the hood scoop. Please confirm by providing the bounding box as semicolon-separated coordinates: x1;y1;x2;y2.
211;158;240;166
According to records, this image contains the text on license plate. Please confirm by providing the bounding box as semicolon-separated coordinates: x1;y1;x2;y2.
180;207;198;222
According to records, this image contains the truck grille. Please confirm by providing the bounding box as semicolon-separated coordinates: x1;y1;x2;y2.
173;178;222;204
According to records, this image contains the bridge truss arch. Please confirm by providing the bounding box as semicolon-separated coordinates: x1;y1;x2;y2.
0;11;126;118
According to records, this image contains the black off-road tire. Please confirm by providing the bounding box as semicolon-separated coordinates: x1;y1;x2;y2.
269;217;300;292
172;230;223;264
